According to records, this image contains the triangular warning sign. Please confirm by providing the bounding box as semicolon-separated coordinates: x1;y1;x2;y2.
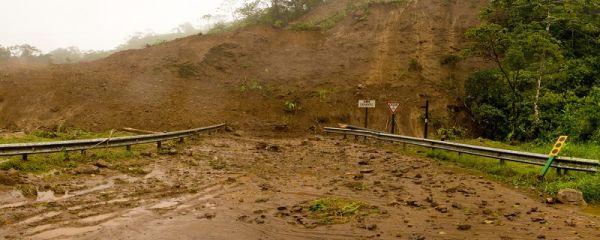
387;102;400;114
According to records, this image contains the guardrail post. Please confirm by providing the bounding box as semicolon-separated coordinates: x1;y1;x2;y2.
157;141;162;150
81;150;86;156
179;137;185;144
499;159;506;165
126;145;131;151
22;154;28;161
343;134;347;139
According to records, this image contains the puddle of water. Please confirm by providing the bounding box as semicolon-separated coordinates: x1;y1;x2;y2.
150;200;180;209
19;211;61;225
30;226;100;240
80;213;117;224
583;205;600;216
0;190;25;203
36;191;57;202
0;180;114;209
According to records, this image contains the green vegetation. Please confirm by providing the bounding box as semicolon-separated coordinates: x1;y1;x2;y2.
307;197;379;224
284;101;298;113
393;138;600;203
240;79;264;92
0;129;131;144
290;10;347;31
172;63;198;78
208;157;227;170
464;1;600;143
0;129;147;173
408;58;422;71
440;54;461;67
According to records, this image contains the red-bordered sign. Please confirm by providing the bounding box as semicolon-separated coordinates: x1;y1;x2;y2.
387;101;400;114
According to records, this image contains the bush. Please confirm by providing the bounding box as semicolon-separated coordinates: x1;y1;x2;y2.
440;54;461;67
408;59;422;71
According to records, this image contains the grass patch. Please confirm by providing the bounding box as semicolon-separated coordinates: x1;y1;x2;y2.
307;197;379;224
291;10;347;31
407;139;600;203
0;129;132;144
209;158;227;170
0;129;153;174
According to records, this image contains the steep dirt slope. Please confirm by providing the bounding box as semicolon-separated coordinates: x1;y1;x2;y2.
0;0;487;135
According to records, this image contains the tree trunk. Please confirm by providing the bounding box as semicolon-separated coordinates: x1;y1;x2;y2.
533;8;552;131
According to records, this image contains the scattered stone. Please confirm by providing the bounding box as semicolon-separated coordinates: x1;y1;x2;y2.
526;207;539;214
435;206;448;213
565;219;577;227
504;211;521;221
353;174;364;180
366;224;377;230
73;165;100;175
266;144;281;152
94;160;112;169
545;197;555;204
183;149;194;156
308;136;324;141
277;206;288;211
300;140;311;146
168;148;178;155
197;212;216;220
451;202;463;209
290;205;303;213
0;171;17;185
537;235;546;239
258;183;273;191
407;200;422;208
556;189;587;207
140;151;153;157
457;224;472;231
531;217;546;224
409;233;425;240
360;169;374;174
358;160;370;165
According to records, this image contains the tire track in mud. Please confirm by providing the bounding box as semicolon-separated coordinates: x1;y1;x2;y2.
25;178;245;240
2;135;600;240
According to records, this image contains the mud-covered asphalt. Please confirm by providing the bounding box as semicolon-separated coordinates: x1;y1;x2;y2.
1;133;599;240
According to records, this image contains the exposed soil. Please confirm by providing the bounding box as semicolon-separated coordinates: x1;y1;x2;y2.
0;0;487;135
1;133;598;239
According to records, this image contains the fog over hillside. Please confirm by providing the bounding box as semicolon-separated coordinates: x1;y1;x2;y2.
0;0;244;63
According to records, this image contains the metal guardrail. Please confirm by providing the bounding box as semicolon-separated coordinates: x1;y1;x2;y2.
0;124;226;160
324;127;599;173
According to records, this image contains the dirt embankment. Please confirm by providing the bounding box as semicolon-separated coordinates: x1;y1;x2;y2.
1;134;598;239
0;0;486;135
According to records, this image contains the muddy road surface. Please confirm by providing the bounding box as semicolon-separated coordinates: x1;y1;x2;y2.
1;133;599;239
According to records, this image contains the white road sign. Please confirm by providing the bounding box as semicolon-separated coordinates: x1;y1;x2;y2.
358;100;376;108
387;102;400;114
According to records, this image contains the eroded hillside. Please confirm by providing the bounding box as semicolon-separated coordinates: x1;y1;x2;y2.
0;0;488;135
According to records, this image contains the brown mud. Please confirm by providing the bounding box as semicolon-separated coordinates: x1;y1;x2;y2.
1;133;598;239
0;0;488;135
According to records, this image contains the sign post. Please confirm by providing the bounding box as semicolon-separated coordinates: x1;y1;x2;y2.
358;100;376;129
387;101;400;134
421;100;430;139
539;136;568;179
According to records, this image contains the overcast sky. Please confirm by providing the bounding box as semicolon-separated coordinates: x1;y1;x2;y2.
0;0;235;52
